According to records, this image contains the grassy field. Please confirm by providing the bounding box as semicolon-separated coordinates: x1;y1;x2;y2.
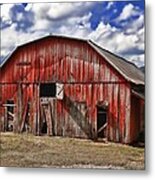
0;133;144;169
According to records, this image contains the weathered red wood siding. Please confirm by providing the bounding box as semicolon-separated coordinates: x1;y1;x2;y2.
130;94;145;143
0;37;135;143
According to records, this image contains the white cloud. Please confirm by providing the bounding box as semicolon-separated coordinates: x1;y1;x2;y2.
89;22;118;51
88;20;144;67
0;2;145;67
24;3;33;11
28;3;94;33
1;3;94;58
1;4;14;24
30;2;94;20
117;3;141;21
125;14;144;34
0;21;46;58
128;54;145;67
16;12;24;21
106;2;114;10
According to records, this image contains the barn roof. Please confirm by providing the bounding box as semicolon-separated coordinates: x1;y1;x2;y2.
88;40;144;85
0;34;144;85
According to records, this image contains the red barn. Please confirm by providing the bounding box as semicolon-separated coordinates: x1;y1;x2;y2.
0;35;144;144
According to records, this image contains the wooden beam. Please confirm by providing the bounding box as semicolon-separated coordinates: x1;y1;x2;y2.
97;123;107;134
16;62;31;66
20;103;28;133
2;104;16;107
7;111;14;117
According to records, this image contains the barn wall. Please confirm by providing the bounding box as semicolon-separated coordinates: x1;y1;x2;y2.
130;94;145;143
0;37;132;143
0;82;131;143
1;37;126;83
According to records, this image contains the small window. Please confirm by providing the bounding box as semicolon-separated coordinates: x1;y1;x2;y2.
40;83;56;97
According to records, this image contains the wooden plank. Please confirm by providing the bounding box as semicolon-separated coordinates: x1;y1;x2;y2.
98;123;107;133
116;84;120;142
124;85;131;143
49;99;55;136
52;99;56;135
57;99;61;136
44;103;53;136
36;85;40;135
17;83;22;133
48;100;53;136
53;98;58;136
107;71;113;141
2;104;16;107
60;100;64;137
20;102;28;132
13;99;18;133
94;84;98;139
119;84;126;143
140;101;144;132
4;106;7;131
8;111;14;118
32;84;37;135
67;85;73;137
0;116;5;132
39;102;44;134
113;83;119;142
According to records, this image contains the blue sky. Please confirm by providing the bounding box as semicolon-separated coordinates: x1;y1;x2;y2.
0;1;145;67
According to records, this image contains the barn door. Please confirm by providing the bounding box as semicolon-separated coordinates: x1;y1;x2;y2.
97;106;107;138
39;83;64;135
40;99;54;135
39;83;56;136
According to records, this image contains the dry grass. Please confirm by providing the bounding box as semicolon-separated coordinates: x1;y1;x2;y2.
0;133;145;169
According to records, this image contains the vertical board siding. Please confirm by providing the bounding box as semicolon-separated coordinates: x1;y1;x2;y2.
0;37;140;144
130;95;144;143
124;85;131;143
119;84;126;143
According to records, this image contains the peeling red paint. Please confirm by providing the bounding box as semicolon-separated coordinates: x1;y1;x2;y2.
0;36;144;144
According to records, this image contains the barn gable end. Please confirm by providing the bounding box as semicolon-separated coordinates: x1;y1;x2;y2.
0;35;145;144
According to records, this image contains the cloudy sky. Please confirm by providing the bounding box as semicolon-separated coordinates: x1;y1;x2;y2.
0;1;145;67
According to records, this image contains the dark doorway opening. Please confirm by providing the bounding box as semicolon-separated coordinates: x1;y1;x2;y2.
7;100;14;114
97;106;107;138
39;83;55;136
40;83;56;97
41;121;47;134
6;100;14;131
41;122;47;134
